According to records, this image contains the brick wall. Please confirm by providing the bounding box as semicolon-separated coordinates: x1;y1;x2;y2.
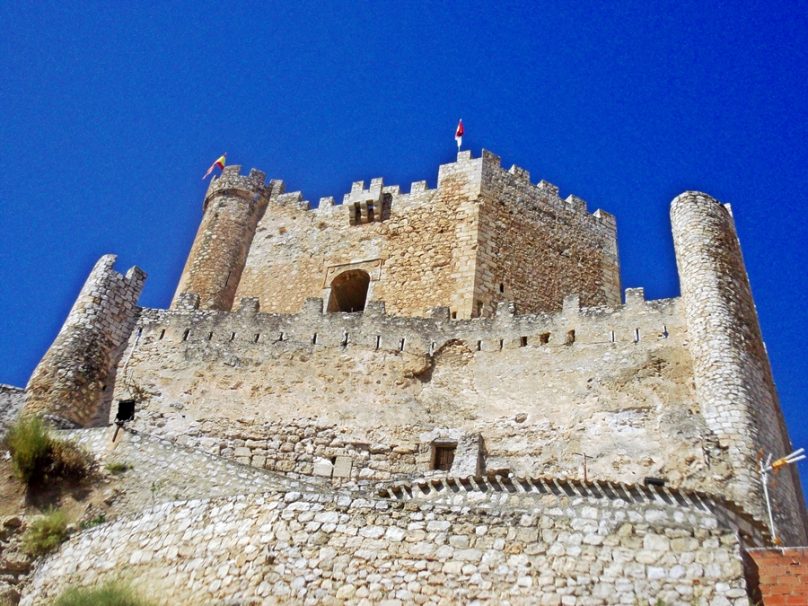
746;547;808;605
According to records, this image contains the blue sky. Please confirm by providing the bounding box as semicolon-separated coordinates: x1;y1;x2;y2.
2;2;807;497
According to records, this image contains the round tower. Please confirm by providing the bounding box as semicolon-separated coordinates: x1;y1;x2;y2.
25;255;146;427
671;192;807;544
172;166;270;311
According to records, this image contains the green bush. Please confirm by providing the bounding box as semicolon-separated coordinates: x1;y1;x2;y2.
79;513;107;530
51;581;155;606
22;508;69;556
6;415;51;482
105;461;132;475
4;415;93;484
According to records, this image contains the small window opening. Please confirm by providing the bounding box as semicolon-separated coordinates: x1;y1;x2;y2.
354;203;361;223
520;336;528;347
399;338;405;351
312;333;318;345
662;325;669;339
116;399;136;423
375;335;381;350
499;283;505;293
634;328;640;343
610;330;615;343
229;332;236;341
451;311;457;319
254;333;260;343
341;332;349;347
476;340;482;351
102;384;108;392
182;328;190;342
476;300;484;316
279;332;285;341
566;330;575;345
158;329;165;340
431;444;456;471
499;339;504;351
430;341;436;354
136;327;143;337
539;333;550;345
330;456;337;465
207;331;213;341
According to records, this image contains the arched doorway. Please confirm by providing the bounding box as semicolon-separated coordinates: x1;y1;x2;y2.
327;269;370;312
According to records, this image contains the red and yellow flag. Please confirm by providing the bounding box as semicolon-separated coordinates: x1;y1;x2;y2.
202;153;227;180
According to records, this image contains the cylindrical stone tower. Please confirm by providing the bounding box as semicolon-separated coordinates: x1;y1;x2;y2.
25;255;146;427
172;166;270;311
671;191;807;544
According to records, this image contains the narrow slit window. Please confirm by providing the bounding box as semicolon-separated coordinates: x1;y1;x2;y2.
158;329;165;340
136;327;143;337
341;332;349;347
451;311;457;319
254;333;260;343
499;283;505;293
375;335;381;350
229;332;236;341
499;339;504;351
279;332;285;341
610;330;615;343
182;328;190;342
430;341;436;354
207;331;213;341
520;336;528;347
476;340;482;351
399;338;405;351
312;333;318;345
662;325;669;338
634;328;640;342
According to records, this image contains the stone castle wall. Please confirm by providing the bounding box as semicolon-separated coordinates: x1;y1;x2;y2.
172;167;271;311
224;151;618;319
0;384;25;438
671;193;807;545
24;255;145;427
473;153;620;315
21;478;754;606
112;290;747;502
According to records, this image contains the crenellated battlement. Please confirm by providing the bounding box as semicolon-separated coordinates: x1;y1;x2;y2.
129;288;683;363
203;165;271;210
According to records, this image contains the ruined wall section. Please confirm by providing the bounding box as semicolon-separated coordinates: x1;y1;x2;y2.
172;166;270;311
474;151;620;315
108;292;738;497
25;255;145;427
671;192;808;546
22;482;752;605
234;156;482;318
0;384;25;438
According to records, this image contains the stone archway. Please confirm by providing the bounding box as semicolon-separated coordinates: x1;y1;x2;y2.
327;269;370;313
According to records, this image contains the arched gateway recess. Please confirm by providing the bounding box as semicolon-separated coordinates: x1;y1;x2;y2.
327;269;370;313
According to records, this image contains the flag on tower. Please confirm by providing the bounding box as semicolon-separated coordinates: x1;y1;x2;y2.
455;119;464;149
202;153;227;180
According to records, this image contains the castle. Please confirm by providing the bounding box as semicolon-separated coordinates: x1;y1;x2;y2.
7;149;808;604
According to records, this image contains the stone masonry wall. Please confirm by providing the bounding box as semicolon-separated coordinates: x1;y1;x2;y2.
22;482;752;605
474;151;620;315
111;292;746;502
25;255;145;427
671;192;808;546
0;384;25;438
231;151;618;319
172;167;270;311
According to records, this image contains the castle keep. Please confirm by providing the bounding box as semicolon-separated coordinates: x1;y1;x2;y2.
11;150;808;605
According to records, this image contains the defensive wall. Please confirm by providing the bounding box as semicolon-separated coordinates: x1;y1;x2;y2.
0;384;25;438
25;255;145;427
22;471;758;606
176;150;620;320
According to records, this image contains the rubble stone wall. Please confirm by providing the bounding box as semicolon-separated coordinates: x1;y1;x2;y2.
0;384;25;438
112;293;744;499
231;151;618;319
671;193;808;545
24;255;145;427
474;151;620;315
21;484;752;606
